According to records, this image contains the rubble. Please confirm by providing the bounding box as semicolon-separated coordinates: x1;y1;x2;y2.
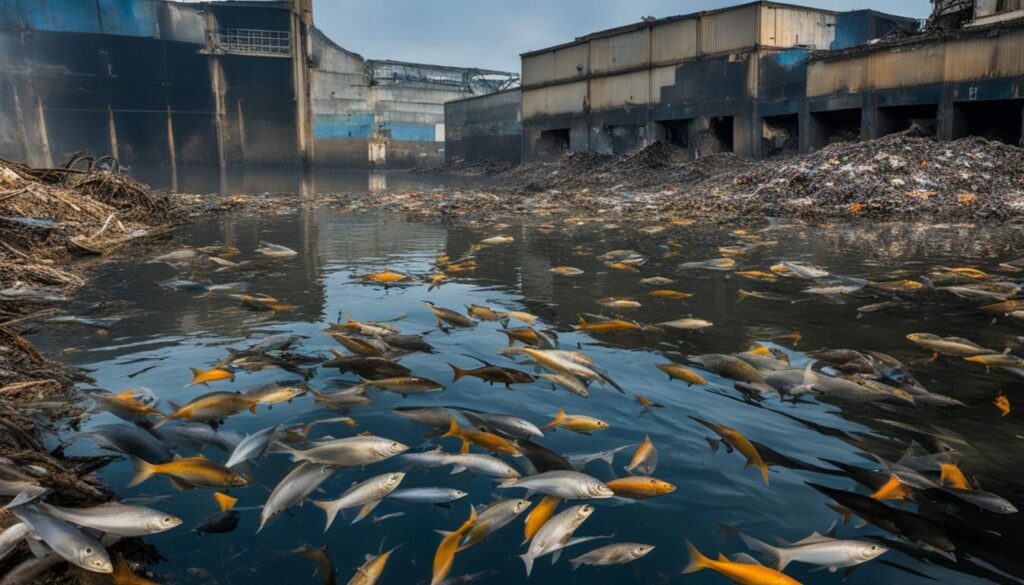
400;132;1024;223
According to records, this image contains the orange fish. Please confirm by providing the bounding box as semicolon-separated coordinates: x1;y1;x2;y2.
523;495;561;542
871;475;913;502
186;367;235;387
431;506;477;585
606;476;676;500
683;541;802;585
573;315;641;333
939;464;970;490
995;394;1010;417
442;418;520;456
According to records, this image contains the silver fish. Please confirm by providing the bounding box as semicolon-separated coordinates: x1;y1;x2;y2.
519;504;596;576
259;462;336;532
460;499;532;548
457;410;543;439
84;423;173;464
498;470;614;499
539;373;590;398
225;424;280;468
37;501;182;537
0;479;51;509
12;505;112;573
312;472;405;530
569;542;655;570
276;435;408;467
255;241;298;258
387;487;467;505
443;453;521;478
0;522;30;561
566;445;632;472
154;422;240;454
736;527;887;572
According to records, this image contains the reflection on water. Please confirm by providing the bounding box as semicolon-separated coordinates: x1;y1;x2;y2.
130;166;486;195
34;212;1024;585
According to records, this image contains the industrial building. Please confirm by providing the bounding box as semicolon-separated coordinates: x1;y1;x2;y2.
0;0;517;175
444;0;1024;164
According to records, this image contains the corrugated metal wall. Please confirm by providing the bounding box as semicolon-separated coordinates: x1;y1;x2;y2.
701;4;759;55
649;65;678;104
522;42;588;86
808;27;1024;97
591;70;649;110
760;5;836;49
590;29;649;74
522;81;587;118
651;18;698;64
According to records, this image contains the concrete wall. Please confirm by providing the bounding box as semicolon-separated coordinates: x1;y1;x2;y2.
445;89;521;163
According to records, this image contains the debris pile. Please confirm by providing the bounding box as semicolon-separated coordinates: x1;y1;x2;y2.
416;157;514;176
718;133;1024;219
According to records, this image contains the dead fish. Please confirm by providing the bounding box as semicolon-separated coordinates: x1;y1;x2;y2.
569;543;655;570
639;277;675;286
679;258;736;270
255;241;298;258
550;266;584;276
906;333;993;358
691;416;769;485
539;373;590;398
260;463;336;532
466;304;507;321
148;248;195;264
292;544;336;585
771;261;828;279
624;436;657;475
324;353;411;379
658;318;713;330
480;236;514;245
424;301;476;328
449;359;535;387
656;363;708;386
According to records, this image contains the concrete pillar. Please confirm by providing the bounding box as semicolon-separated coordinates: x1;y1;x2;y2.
209;56;228;172
936;90;955;141
290;0;313;166
734;113;755;159
859;96;874;141
107;107;118;160
34;95;52;168
165;105;178;191
798;102;812;154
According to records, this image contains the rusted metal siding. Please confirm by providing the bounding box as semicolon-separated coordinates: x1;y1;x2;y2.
590;29;649;74
651;18;698;64
701;4;759;55
760;5;836;49
649;65;678;104
591;70;649;110
522;81;587;118
522;42;589;86
808;27;1024;98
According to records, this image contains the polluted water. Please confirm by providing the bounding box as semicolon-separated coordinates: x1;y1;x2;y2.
22;207;1024;585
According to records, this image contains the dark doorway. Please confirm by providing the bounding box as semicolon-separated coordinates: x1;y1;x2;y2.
536;128;570;158
608;125;640;154
655;118;691;149
809;108;862;149
761;114;799;157
952;99;1023;146
877;103;938;137
708;116;734;153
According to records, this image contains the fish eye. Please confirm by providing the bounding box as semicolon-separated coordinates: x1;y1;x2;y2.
84;548;92;554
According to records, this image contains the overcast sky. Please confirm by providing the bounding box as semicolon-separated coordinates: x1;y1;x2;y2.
310;0;932;72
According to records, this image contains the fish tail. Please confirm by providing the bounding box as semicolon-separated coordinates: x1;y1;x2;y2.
312;501;339;532
448;363;467;382
759;462;770;486
519;553;535;577
738;532;786;570
682;540;710;574
541;408;565;430
186;368;204;387
247;399;259;414
441;417;460;439
715;522;740;542
151;411;176;429
214;492;237;512
127;457;157;488
569;558;584;571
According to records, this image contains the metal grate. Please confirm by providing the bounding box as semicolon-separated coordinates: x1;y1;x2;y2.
218;28;290;56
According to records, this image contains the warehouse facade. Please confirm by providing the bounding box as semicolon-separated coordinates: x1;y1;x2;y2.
515;2;917;161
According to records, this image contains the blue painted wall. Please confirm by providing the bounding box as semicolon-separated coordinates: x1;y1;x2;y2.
314;112;375;139
387;122;435;142
832;10;919;50
0;0;159;38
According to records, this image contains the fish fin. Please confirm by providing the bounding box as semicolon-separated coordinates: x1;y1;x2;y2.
448;363;466;382
247;400;258;414
715;522;740;542
25;537;49;558
115;390;134;399
127;457;156;488
542;408;565;429
450;465;467;475
435;530;454;537
519;553;535;577
352;499;381;524
214;492;237;512
729;552;764;566
682;540;710;574
497;477;519;488
441;417;460;439
552;548;562;565
760;462;770;486
169;477;194;492
569;557;584;571
705;437;721;455
312;500;340;531
739;532;786;570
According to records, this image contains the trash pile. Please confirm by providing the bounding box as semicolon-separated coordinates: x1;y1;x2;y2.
716;133;1024;219
416;157;515;176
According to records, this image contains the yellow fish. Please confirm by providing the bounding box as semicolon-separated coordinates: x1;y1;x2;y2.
541;408;608;434
442;418;520;456
607;262;639;271
573;315;641;333
505;310;538;324
427;273;447;291
995;394;1011;417
128;455;248;491
656;363;707;386
431;506;477;585
606;476;676;500
649;289;692;299
683;541;802;585
154;392;258;428
214;492;238;512
523;495;560;542
186;367;235;387
735;270;778;281
349;546;399;585
634;394;664;410
691;417;769;485
357;271;406;283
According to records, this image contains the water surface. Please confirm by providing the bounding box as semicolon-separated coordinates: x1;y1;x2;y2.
35;208;1024;585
